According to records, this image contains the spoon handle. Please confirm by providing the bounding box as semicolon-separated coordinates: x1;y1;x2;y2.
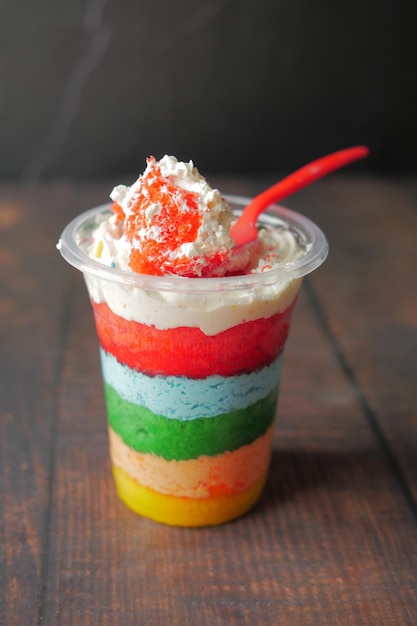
231;145;370;246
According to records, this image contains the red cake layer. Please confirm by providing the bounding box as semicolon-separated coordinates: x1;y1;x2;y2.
92;300;296;378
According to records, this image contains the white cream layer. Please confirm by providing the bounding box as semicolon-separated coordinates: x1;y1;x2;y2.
84;272;302;335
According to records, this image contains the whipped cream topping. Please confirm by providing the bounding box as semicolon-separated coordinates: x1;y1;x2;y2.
100;155;236;277
79;155;311;333
90;155;306;277
90;210;305;276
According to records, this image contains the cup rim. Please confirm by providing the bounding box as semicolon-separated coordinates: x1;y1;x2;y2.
57;194;328;293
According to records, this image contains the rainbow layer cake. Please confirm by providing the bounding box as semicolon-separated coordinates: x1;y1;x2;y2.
92;299;296;526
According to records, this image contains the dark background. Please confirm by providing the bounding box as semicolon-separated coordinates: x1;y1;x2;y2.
1;0;416;181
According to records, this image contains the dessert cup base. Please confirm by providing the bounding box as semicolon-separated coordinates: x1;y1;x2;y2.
112;465;267;527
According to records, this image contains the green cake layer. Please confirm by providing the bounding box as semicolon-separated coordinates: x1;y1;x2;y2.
104;383;278;461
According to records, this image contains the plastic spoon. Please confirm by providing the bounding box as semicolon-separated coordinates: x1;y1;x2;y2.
230;145;370;247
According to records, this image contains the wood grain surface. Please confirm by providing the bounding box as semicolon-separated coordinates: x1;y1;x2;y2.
1;176;416;625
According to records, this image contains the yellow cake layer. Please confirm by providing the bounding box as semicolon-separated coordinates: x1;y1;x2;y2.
112;465;267;526
109;425;273;498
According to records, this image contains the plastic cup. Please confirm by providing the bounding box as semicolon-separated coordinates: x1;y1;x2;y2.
58;195;328;526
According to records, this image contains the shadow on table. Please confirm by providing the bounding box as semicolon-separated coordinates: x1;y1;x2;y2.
253;445;380;519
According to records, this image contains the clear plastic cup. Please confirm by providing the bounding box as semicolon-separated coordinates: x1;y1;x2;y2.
58;195;328;526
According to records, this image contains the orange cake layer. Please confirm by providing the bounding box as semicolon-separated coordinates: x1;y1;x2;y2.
108;425;274;498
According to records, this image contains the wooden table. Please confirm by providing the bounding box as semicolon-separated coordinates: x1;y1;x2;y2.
1;174;416;625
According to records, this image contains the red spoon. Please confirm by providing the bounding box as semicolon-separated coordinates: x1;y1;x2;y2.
230;145;370;247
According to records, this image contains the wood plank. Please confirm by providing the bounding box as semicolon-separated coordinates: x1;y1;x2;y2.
0;183;107;625
0;185;69;625
288;175;417;507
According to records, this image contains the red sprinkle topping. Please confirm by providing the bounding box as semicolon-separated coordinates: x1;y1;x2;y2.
111;157;229;276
